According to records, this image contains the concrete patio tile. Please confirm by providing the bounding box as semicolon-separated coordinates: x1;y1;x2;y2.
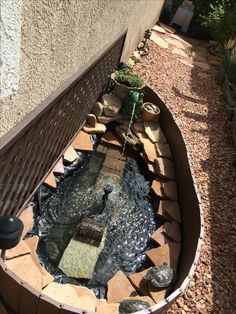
107;270;138;303
71;130;93;151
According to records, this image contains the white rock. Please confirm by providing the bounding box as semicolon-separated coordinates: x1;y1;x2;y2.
102;94;122;117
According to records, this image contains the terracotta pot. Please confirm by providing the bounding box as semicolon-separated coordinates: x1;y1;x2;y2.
111;73;145;101
142;102;160;122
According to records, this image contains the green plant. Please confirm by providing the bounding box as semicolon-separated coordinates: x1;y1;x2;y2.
113;70;145;88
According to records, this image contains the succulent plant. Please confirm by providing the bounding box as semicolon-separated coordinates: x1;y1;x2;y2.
113;69;145;88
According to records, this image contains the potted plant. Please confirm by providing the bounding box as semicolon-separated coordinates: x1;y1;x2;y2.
142;102;160;122
111;69;145;100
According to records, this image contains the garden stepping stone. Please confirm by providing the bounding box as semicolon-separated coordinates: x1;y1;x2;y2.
42;283;96;311
145;242;181;271
96;299;119;314
150;33;168;49
43;172;57;189
6;254;43;291
152;180;178;200
71;130;93;151
165;37;186;50
83;122;106;133
170;34;192;47
155;143;172;158
107;270;138;303
128;268;151;295
151;230;173;246
152;25;166;34
52;158;64;175
19;206;34;238
24;236;54;288
144;122;167;143
161;221;181;242
5;240;31;260
159;200;181;223
194;61;210;71
155;158;175;180
101;131;123;147
63;146;78;163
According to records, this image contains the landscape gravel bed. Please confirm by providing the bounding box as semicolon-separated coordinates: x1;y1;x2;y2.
133;37;236;314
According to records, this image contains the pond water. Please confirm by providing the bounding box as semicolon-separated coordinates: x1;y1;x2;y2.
36;149;158;297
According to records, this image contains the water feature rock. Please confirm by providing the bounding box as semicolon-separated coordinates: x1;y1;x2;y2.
144;122;167;143
63;146;78;164
119;299;150;313
71;130;93;151
107;270;138;303
102;94;122;117
144;264;174;288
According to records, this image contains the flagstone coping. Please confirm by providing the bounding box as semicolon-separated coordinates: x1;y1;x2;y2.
52;157;64;175
19;206;34;238
63;146;78;163
43;172;57;189
71;130;93;151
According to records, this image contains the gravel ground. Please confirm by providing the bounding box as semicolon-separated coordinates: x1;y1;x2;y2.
133;34;236;314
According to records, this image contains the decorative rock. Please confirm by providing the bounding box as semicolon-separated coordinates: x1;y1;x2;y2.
5;240;31;260
162;221;181;242
42;283;96;311
52;158;64;175
101;131;123;147
159;200;181;223
6;254;43;291
63;146;78;163
178;59;194;68
101;94;122;117
143;122;167;143
107;270;138;303
171;48;189;58
43;172;57;189
155;143;172;158
194;61;210;71
155;157;175;180
98;114;123;124
150;33;168;49
119;299;151;313
92;101;103;117
126;58;135;68
131;51;141;63
71;130;93;151
128;268;151;295
87;113;97;128
152;25;166;34
83;122;106;134
123;296;155;306
96;299;119;314
70;285;97;312
145;242;181;271
19;206;33;238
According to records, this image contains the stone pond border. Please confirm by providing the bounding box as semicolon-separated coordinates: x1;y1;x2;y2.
0;29;203;313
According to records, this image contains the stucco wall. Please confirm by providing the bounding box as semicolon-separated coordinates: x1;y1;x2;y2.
0;0;164;137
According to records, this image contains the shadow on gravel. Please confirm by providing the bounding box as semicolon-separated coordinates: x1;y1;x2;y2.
188;46;236;313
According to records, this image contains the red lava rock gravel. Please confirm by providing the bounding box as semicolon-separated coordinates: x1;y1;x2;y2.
134;34;236;314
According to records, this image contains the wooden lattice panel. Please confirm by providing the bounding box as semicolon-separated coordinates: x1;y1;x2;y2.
0;31;126;216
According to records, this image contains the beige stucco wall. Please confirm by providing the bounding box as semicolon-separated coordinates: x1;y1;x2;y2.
0;0;164;137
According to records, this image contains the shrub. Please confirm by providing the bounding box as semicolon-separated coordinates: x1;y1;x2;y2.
113;70;144;88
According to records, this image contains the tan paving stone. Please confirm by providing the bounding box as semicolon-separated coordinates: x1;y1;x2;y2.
19;206;34;238
151;179;165;198
107;270;138;303
71;130;93;151
43;172;57;189
52;158;64;175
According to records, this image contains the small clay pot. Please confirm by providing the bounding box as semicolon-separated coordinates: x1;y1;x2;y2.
142;102;160;122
